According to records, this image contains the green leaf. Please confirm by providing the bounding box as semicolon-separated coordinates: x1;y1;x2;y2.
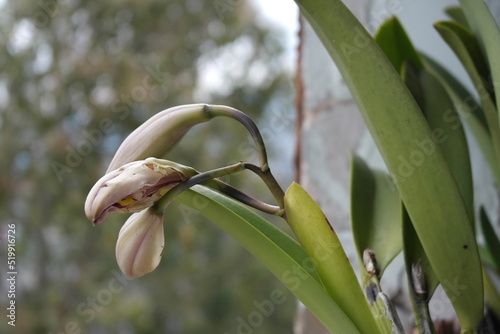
350;154;402;275
422;55;500;185
376;19;474;218
295;0;483;329
422;55;488;129
434;21;500;177
480;208;500;271
376;19;473;223
404;65;474;223
434;21;494;102
400;64;473;332
445;6;470;30
284;182;379;334
374;16;423;72
174;185;360;333
459;0;500;118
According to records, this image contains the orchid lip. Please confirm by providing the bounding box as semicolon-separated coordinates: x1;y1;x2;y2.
85;158;196;225
92;178;183;225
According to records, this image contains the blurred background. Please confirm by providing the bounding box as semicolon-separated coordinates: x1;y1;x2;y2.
0;0;300;333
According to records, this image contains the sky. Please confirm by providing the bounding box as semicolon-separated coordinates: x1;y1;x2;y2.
251;0;300;71
252;0;299;34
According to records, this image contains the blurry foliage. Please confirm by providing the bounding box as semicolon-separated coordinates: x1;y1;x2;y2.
0;0;295;332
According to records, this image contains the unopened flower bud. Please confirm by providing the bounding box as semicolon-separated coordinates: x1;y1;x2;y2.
107;104;213;172
85;158;196;225
115;208;164;278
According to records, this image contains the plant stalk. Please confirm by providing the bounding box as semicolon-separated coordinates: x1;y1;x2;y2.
153;162;285;214
205;104;269;170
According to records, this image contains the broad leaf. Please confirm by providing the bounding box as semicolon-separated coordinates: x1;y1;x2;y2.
403;65;474;223
284;182;379;334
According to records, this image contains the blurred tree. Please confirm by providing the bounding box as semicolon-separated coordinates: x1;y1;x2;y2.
0;0;295;333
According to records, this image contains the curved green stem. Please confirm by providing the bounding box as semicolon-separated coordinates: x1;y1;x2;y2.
244;163;285;208
153;162;246;212
153;162;285;214
205;105;269;170
209;179;283;216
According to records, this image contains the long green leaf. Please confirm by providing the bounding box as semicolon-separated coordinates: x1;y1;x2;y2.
422;55;489;129
377;18;474;221
401;63;475;332
295;0;483;329
284;182;378;334
422;56;500;185
459;0;500;119
405;65;474;223
435;18;500;190
434;21;498;136
350;154;402;275
174;185;360;333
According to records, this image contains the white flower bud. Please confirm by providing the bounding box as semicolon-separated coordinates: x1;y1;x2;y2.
107;104;212;172
115;208;164;278
85;158;196;224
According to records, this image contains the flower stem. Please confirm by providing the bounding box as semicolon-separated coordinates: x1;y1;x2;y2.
153;162;285;214
210;179;283;216
244;163;285;208
378;292;405;334
205;105;269;170
202;105;285;206
409;263;436;334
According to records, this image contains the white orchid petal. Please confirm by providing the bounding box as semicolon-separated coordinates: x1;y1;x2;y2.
84;158;196;224
107;104;212;172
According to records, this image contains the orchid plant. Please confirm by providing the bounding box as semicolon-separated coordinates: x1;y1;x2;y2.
85;0;500;333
